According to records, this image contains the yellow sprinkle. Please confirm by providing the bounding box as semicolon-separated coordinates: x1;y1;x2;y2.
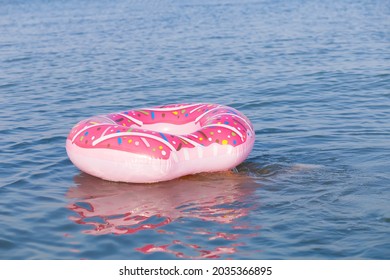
199;137;203;141
128;139;132;143
222;139;228;145
159;145;163;150
210;132;214;135
173;111;178;115
232;132;236;136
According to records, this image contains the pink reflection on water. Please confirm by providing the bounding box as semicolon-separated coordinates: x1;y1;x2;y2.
136;241;240;259
67;171;261;258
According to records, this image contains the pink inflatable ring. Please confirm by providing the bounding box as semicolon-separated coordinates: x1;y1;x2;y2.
66;103;255;183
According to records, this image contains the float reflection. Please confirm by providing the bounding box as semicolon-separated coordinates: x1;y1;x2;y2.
67;171;261;258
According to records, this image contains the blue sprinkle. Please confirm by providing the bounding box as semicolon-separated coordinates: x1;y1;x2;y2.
84;131;89;136
159;132;168;142
117;138;122;144
151;111;155;120
185;113;189;117
233;140;237;145
224;121;229;125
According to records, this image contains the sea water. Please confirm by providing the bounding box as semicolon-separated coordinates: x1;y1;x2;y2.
0;0;389;259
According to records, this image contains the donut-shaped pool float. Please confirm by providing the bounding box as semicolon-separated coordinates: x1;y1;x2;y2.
66;103;255;183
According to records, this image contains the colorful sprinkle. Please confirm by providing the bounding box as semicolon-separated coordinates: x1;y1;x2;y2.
159;132;169;142
199;131;208;139
141;137;150;147
222;139;228;145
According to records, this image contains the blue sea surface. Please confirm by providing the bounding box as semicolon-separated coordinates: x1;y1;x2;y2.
1;0;389;259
